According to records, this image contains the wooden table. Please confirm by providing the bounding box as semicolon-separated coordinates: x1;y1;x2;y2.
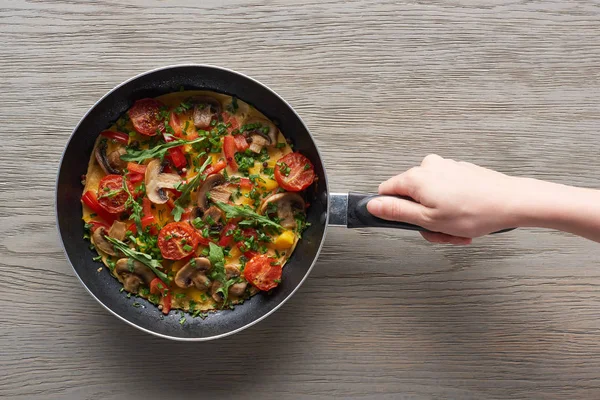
3;1;600;399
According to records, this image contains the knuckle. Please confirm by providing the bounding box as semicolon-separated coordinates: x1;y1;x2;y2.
422;154;442;166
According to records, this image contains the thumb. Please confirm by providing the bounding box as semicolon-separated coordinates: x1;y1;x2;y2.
367;196;430;227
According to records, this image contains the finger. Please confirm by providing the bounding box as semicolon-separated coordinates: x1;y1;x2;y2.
420;231;472;245
420;154;444;167
378;167;422;196
367;196;430;227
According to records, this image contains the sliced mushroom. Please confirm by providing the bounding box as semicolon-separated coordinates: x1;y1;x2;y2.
211;265;248;302
108;220;128;242
225;265;247;297
95;140;127;174
245;118;278;153
210;281;224;303
145;159;183;204
92;223;130;256
115;258;157;293
174;257;212;290
92;227;117;256
196;173;226;212
188;96;222;129
209;185;232;204
260;192;306;230
203;205;224;225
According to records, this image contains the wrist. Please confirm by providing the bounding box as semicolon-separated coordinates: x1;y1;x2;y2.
507;177;600;233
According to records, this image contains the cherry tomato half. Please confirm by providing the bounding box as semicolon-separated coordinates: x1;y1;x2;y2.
157;222;200;260
274;152;316;192
96;175;134;214
244;254;282;291
128;98;164;136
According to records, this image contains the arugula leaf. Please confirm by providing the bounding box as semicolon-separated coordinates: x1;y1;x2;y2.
207;243;240;306
208;242;225;275
121;137;205;163
215;202;283;232
105;236;170;283
122;177;143;233
172;157;212;221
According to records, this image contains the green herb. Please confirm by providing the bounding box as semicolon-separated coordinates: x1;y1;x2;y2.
226;97;239;113
139;286;150;296
123;178;143;233
93;255;102;262
105;236;170;283
200;293;208;302
183;244;193;252
121;137;205;163
174;101;192;114
207;242;238;306
97;189;122;199
179;316;186;325
248;174;266;185
215;202;283;232
277;161;291;177
107;258;116;271
132;302;142;308
172;157;212;221
303;163;311;171
262;167;275;179
275;142;286;149
175;293;187;299
120;288;125;293
192;309;208;319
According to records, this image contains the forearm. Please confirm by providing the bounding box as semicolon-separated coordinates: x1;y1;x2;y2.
510;177;600;242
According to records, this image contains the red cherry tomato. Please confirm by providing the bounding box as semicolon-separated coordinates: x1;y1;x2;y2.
233;134;249;152
81;191;116;224
223;136;238;170
274;152;316;192
244;254;282;291
157;222;200;260
149;278;172;314
100;130;129;144
96;175;135;214
128;98;164;136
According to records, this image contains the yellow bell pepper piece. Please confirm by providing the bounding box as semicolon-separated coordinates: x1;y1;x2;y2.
274;230;295;249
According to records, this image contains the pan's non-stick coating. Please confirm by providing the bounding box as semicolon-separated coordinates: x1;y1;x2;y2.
56;65;328;340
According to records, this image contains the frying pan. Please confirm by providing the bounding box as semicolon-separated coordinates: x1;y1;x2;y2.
56;65;509;341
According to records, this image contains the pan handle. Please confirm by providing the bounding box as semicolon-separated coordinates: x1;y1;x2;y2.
330;192;515;234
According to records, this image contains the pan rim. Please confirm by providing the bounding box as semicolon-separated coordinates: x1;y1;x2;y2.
55;64;330;341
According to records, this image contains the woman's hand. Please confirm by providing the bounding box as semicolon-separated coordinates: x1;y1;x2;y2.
367;154;522;244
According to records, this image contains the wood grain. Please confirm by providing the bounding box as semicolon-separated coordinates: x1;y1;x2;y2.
2;0;600;398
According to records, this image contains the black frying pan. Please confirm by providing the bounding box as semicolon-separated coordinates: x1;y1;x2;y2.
56;65;510;341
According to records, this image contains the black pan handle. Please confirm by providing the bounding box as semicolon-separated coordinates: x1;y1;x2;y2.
330;192;514;234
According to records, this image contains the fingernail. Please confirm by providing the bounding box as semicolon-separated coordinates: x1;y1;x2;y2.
367;198;382;215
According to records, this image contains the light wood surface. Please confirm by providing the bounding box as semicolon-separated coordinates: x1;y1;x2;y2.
2;1;600;399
